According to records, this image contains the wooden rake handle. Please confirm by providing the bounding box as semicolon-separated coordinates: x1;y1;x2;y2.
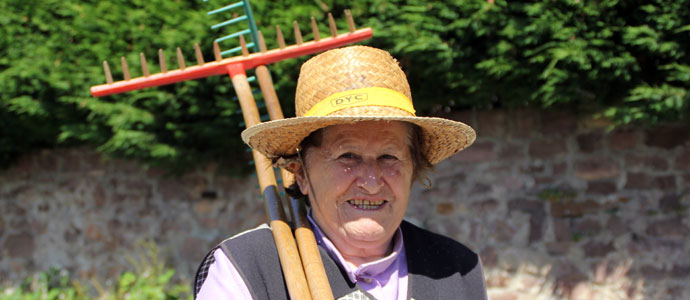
255;63;335;300
227;63;312;300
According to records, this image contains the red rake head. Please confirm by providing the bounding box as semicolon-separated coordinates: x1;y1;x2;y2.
92;10;371;97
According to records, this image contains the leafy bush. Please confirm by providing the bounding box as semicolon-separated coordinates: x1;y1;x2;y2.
1;0;689;172
0;241;191;300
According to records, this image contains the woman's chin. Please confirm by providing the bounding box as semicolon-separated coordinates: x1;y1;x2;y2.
342;219;388;243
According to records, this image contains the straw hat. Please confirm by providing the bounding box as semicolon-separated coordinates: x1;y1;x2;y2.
241;46;475;165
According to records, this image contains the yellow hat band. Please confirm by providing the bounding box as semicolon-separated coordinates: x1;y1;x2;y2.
303;87;416;117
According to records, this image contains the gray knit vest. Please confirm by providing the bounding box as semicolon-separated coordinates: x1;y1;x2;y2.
195;220;488;300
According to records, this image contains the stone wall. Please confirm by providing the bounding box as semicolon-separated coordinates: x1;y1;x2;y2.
1;109;688;299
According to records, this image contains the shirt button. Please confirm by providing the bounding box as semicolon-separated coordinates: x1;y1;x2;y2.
360;277;373;283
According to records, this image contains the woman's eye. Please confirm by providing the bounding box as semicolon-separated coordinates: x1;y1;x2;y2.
338;153;356;160
379;154;398;161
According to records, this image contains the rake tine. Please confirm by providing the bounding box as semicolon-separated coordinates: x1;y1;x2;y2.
328;13;337;37
194;43;205;65
258;30;267;53
139;53;150;76
345;9;355;33
121;56;131;80
311;16;320;42
158;49;168;73
276;25;286;49
103;61;113;84
176;47;186;69
293;21;303;45
213;42;222;61
239;35;249;56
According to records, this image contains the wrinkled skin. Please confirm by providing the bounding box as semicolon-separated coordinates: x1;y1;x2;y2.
293;121;414;267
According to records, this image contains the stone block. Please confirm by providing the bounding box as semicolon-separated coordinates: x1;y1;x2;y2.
586;181;617;195
541;111;577;136
3;232;34;259
546;241;572;255
158;179;190;201
181;236;207;259
638;265;685;279
659;194;683;212
583;241;615;257
476;110;508;137
35;152;58;172
522;163;545;174
63;225;81;243
574;158;620;180
498;142;525;161
553;218;571;242
61;150;85;173
551;259;587;296
200;217;219;229
451;140;495;163
491;220;517;242
193;200;213;215
605;216;629;236
529;139;567;159
624;172;651;190
608;128;638;151
508;198;545;243
470;198;499;213
85;224;103;241
646;217;689;239
470;183;492;195
652;175;676;190
512;109;539;138
675;149;690;171
573;218;602;235
93;184;106;207
576;131;604;153
553;162;568;176
435;202;455;215
535;176;557;185
550;200;601;218
644;125;690;149
5;155;35;176
624;153;669;171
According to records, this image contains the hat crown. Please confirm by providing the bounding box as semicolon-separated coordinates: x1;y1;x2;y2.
295;46;413;117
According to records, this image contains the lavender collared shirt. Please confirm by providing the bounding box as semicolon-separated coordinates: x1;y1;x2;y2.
196;215;409;300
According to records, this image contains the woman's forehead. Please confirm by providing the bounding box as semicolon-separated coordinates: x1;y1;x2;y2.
321;121;409;142
323;121;408;139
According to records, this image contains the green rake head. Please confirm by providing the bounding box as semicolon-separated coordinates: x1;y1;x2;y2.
205;0;261;56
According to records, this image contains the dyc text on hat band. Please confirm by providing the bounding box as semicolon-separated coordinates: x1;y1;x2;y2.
303;87;416;117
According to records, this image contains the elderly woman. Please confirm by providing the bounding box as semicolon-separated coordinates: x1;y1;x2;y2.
195;46;488;300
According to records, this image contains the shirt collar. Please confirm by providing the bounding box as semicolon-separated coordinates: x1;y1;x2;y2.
307;210;404;284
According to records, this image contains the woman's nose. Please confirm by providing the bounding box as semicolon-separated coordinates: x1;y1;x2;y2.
356;159;384;193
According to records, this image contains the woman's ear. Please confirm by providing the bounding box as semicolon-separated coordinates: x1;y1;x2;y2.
288;161;310;196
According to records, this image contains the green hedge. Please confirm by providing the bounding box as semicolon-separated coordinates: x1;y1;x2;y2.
1;0;688;172
1;241;191;300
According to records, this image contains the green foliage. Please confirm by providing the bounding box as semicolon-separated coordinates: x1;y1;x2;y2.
0;0;248;172
1;241;191;300
1;0;689;172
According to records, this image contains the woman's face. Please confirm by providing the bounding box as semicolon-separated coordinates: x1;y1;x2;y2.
296;121;414;255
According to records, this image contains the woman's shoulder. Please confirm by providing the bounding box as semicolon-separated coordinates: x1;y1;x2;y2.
400;220;475;251
400;220;479;276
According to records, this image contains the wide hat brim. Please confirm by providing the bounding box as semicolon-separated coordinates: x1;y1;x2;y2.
241;115;476;165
